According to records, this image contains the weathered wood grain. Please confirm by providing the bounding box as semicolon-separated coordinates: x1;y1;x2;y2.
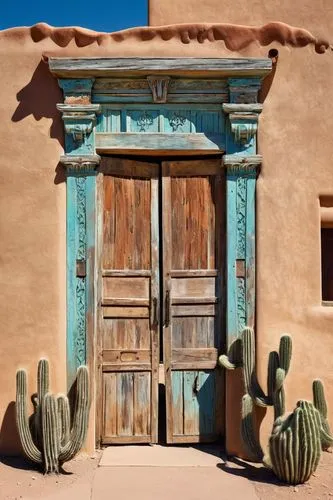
162;159;224;443
99;158;159;444
49;57;272;78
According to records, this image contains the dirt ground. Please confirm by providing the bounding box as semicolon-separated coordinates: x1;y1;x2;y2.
0;452;101;500
0;449;333;500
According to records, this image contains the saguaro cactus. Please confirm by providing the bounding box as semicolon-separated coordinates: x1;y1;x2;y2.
16;359;89;473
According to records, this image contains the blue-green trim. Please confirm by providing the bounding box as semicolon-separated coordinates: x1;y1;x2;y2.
57;78;100;388
226;159;260;346
65;166;98;388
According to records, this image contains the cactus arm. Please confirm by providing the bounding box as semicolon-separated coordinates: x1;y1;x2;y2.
313;379;332;450
218;338;242;370
37;359;49;402
16;370;42;464
57;395;71;447
42;393;60;474
313;380;328;418
218;354;237;370
241;394;264;462
242;328;271;406
267;351;279;401
279;336;292;375
59;366;89;463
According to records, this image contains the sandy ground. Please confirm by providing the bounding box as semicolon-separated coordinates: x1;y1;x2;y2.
0;449;333;500
0;452;101;500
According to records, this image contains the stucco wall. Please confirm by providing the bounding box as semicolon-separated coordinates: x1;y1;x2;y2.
0;5;332;456
0;42;67;454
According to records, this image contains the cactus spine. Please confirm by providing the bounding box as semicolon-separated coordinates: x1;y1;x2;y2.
16;359;89;473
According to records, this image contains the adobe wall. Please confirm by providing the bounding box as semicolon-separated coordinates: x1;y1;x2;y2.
0;8;332;456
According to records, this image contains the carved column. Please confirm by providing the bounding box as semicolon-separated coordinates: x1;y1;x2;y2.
57;79;100;388
223;78;263;456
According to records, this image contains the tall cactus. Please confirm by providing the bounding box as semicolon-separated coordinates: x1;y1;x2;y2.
16;359;89;473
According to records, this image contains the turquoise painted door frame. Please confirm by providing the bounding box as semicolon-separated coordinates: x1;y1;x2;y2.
52;58;270;447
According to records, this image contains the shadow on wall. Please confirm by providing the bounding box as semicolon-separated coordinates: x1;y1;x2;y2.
11;59;66;185
0;402;22;457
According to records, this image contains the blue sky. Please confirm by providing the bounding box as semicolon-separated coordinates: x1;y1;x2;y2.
1;0;147;32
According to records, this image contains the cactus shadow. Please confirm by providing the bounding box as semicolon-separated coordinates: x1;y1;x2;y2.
217;456;282;485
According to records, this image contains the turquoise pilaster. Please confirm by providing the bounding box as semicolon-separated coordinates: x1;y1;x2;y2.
223;79;263;348
57;79;100;388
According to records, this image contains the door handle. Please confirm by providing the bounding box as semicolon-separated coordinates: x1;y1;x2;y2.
164;290;171;327
151;297;158;327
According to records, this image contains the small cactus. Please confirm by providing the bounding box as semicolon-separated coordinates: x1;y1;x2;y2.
16;359;89;473
269;401;322;484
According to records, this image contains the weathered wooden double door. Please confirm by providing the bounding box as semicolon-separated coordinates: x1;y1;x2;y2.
99;157;224;444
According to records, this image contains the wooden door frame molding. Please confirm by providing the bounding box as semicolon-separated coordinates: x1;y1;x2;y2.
51;56;268;451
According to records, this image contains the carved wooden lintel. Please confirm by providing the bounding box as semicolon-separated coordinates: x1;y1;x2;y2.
147;75;170;103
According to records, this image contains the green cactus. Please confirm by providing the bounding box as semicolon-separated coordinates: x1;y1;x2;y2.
241;394;264;462
219;328;292;413
313;379;333;451
16;359;89;474
269;401;322;484
219;326;333;484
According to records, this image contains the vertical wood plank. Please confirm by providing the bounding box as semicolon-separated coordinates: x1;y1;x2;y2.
171;371;184;435
183;371;200;435
103;373;117;437
197;371;215;435
117;372;134;436
134;372;151;436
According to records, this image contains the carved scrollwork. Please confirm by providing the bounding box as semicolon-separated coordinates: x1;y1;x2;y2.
60;155;101;175
63;121;94;143
224;154;262;176
136;112;154;132
168;113;186;132
223;103;263;146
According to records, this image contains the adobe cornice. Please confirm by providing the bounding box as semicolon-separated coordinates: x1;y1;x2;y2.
0;22;331;54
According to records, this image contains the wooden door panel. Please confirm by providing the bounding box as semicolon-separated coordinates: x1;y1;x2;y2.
162;159;224;444
103;372;151;442
171;371;216;442
100;158;159;444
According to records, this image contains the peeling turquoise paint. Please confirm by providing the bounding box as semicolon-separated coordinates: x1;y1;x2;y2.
57;78;100;388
